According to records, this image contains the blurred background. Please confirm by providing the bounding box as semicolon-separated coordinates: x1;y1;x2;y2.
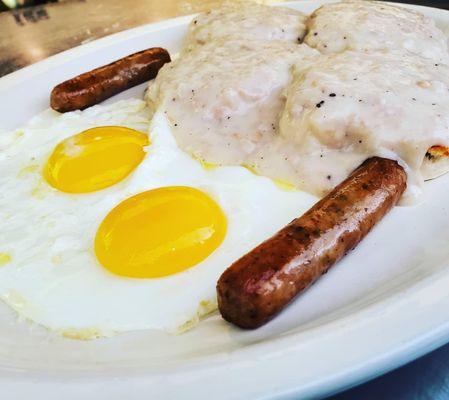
1;0;448;78
0;0;55;11
1;0;449;399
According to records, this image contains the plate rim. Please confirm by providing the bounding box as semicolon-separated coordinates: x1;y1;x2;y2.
2;1;449;399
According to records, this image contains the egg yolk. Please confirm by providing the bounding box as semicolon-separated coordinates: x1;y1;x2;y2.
44;126;149;193
95;186;227;278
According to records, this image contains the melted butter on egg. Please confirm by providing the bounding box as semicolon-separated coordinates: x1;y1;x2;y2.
44;126;149;193
242;163;297;191
0;253;11;266
95;186;227;279
18;164;39;177
59;327;111;340
191;154;219;170
31;181;47;199
175;299;217;334
273;179;297;192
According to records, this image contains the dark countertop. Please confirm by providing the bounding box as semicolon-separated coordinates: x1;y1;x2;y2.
1;1;449;399
331;343;449;399
393;0;448;7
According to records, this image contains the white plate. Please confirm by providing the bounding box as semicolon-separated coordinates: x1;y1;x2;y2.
1;1;449;399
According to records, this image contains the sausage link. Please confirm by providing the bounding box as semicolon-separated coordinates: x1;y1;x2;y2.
50;47;171;112
217;157;407;329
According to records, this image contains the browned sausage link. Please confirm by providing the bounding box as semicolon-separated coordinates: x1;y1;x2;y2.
50;47;171;112
217;157;407;329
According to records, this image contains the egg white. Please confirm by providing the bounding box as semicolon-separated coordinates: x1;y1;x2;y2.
0;99;315;337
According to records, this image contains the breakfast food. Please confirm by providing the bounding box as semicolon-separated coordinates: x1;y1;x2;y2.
305;0;449;63
423;145;449;180
0;99;315;336
147;39;318;165
51;47;170;112
186;2;308;46
274;50;449;201
1;0;449;337
150;2;449;204
218;157;406;328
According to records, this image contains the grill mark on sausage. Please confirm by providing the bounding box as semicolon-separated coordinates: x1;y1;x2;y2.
216;157;406;329
50;47;171;113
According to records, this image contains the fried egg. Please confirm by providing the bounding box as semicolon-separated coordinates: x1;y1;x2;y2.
0;99;314;337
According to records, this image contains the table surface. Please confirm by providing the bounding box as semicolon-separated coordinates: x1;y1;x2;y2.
1;0;449;399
